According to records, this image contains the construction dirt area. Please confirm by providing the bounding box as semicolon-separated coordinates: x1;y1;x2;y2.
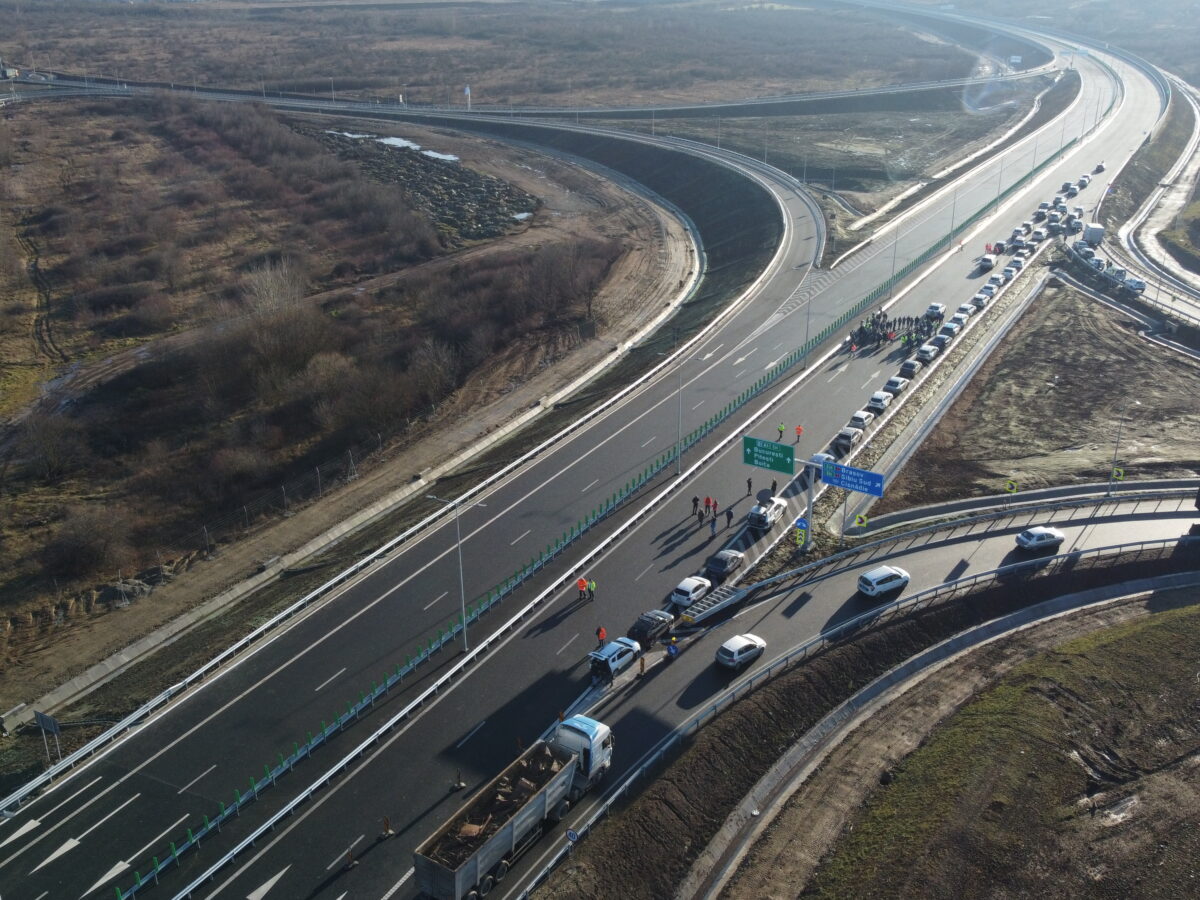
872;283;1200;514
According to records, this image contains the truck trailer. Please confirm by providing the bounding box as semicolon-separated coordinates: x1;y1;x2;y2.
414;715;613;900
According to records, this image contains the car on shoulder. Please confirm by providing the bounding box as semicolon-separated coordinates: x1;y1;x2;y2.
1060;181;1074;193
809;451;836;480
883;375;909;395
955;303;975;318
1002;266;1017;281
988;273;1005;287
899;358;924;378
670;575;712;608
747;497;788;530
627;609;675;646
1078;175;1091;187
715;633;766;670
925;302;946;318
971;292;991;310
857;565;911;597
848;409;875;430
1094;162;1105;173
705;549;745;581
979;283;997;297
949;313;969;329
589;637;641;682
930;334;952;352
1030;228;1047;243
832;426;864;454
1066;186;1079;198
1010;257;1024;270
866;390;893;414
1015;526;1066;551
916;343;940;363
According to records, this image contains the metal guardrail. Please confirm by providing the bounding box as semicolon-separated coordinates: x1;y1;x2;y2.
519;532;1200;897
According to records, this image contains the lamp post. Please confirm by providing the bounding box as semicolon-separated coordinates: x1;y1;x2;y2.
427;495;485;651
1106;399;1140;496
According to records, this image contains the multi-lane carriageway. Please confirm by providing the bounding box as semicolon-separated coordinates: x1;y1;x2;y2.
0;16;1178;900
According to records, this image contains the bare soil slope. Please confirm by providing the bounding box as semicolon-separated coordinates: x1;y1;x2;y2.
871;285;1200;515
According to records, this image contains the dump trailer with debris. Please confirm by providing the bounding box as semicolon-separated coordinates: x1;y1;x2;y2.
414;715;613;900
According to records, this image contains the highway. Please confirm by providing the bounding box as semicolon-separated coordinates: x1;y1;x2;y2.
0;13;1179;900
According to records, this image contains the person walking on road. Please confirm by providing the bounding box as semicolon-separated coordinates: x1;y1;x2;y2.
588;578;596;601
704;496;712;516
711;498;719;517
726;508;734;528
577;577;588;601
777;422;785;442
692;495;700;515
795;425;803;443
746;477;752;495
697;509;705;527
596;625;607;648
709;517;717;536
771;478;778;495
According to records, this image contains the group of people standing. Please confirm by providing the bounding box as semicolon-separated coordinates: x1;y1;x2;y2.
691;495;734;534
849;308;940;350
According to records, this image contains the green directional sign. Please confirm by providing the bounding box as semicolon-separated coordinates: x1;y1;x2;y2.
742;436;795;475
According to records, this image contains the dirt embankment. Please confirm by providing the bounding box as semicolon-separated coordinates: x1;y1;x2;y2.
870;284;1200;516
532;545;1200;900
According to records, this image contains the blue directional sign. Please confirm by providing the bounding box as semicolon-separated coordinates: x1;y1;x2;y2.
793;516;809;530
821;461;884;497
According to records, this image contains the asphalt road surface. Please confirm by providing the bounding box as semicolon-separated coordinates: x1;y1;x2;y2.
0;21;1174;900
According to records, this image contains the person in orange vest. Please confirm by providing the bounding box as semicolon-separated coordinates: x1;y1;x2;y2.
794;424;803;443
704;496;712;515
577;577;588;601
596;625;607;648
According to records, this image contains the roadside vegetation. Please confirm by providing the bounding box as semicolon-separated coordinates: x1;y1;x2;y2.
0;95;612;621
803;599;1200;898
0;1;977;106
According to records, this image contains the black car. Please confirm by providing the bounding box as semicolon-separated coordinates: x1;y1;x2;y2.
704;549;745;581
899;358;923;378
627;610;675;646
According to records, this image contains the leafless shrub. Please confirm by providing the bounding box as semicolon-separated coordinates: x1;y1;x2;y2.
41;503;133;579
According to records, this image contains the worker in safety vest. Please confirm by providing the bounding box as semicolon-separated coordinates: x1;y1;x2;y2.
577;577;588;600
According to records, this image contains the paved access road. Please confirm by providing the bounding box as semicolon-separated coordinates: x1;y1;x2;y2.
0;24;1166;900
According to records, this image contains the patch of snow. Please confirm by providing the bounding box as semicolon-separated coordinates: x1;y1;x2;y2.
512;212;532;221
327;130;373;138
421;150;459;162
378;136;421;151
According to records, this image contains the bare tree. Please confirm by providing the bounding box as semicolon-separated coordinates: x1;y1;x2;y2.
21;412;87;484
409;336;459;405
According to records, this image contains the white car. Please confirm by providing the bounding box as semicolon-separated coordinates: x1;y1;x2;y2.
589;637;641;681
1002;266;1017;281
1009;257;1024;271
715;634;767;670
971;292;990;310
988;273;1006;287
670;575;712;608
747;497;788;530
857;565;911;597
949;313;969;329
979;284;997;297
1015;526;1066;551
866;391;893;413
955;303;975;318
883;376;909;395
916;343;940;362
925;303;946;318
848;409;875;430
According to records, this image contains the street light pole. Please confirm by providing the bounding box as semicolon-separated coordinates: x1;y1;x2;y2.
1106;399;1140;496
427;495;478;651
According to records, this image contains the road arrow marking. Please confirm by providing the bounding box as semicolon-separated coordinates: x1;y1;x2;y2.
31;794;139;874
732;347;757;365
827;363;848;382
0;818;40;848
81;860;129;898
81;813;189;898
246;866;291;900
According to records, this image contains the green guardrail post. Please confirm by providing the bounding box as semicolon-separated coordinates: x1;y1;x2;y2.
170;841;178;862
187;827;195;846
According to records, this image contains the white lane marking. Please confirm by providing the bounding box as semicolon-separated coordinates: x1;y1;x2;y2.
33;893;48;900
177;764;218;794
510;529;531;546
634;563;654;581
43;777;104;823
639;436;657;448
734;368;747;379
691;400;705;410
324;835;364;872
82;814;189;897
732;347;757;365
555;634;579;656
455;720;487;749
827;363;847;382
0;818;41;848
381;868;414;898
312;668;347;693
771;341;783;349
246;865;291;898
861;370;880;389
422;591;448;611
581;478;599;492
697;343;723;360
31;794;140;873
764;352;787;370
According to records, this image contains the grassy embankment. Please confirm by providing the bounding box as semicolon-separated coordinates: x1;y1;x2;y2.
804;599;1200;897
